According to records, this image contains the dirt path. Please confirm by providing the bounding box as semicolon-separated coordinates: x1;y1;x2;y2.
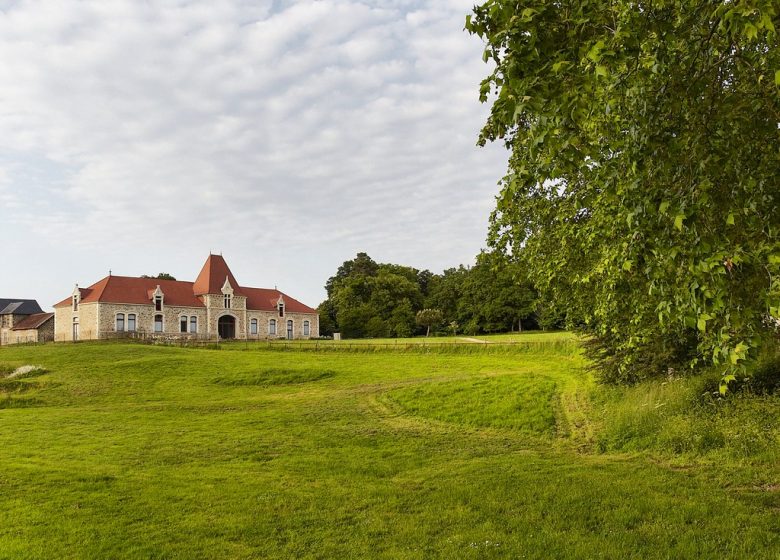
457;337;489;344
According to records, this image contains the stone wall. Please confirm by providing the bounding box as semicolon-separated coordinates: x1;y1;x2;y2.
52;296;319;341
245;310;319;339
3;317;54;344
96;302;207;337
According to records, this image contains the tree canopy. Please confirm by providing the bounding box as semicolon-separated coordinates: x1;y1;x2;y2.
319;252;540;338
467;1;780;388
141;273;177;281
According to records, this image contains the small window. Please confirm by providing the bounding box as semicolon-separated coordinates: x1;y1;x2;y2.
72;295;79;312
224;294;231;309
303;321;310;336
116;313;125;332
250;318;258;335
278;303;284;317
190;316;197;334
286;319;293;339
128;314;136;332
269;319;276;335
154;314;163;332
180;316;188;333
155;296;163;312
72;317;79;341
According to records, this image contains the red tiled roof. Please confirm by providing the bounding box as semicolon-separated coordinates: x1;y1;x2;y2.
243;287;317;313
55;277;205;308
193;254;244;296
53;255;317;314
12;312;54;330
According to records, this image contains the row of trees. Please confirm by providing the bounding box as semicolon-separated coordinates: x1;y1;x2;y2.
317;252;556;338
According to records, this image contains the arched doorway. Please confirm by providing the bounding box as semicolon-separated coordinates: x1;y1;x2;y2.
218;315;236;339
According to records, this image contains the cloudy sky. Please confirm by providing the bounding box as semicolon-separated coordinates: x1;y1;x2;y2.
0;0;508;310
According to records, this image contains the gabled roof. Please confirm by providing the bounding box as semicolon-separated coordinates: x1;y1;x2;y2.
12;312;54;330
0;299;43;315
53;255;317;314
55;277;205;308
243;287;317;313
193;254;244;296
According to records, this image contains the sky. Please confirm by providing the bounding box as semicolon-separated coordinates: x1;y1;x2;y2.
0;0;508;310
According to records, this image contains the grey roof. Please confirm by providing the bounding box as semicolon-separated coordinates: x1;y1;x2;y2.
0;299;44;315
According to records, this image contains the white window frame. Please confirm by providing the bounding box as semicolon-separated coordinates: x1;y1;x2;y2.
154;314;164;333
269;319;276;335
116;313;125;332
127;314;136;332
189;316;197;334
303;320;310;336
180;315;188;333
250;318;258;335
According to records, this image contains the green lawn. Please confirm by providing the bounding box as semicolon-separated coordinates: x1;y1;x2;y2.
0;339;778;559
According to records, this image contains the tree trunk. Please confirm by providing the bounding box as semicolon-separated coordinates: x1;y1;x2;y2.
426;325;430;337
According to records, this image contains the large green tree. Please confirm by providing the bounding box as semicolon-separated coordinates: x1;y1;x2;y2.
467;1;780;387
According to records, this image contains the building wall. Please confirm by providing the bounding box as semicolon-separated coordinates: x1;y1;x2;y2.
97;302;207;337
54;302;99;341
3;318;54;345
245;310;319;339
53;297;319;340
203;294;248;340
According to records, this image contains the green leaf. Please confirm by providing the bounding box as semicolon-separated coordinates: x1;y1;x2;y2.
726;213;734;225
587;40;605;62
595;65;609;77
622;260;633;272
697;317;707;332
674;214;685;231
775;69;780;86
659;201;669;214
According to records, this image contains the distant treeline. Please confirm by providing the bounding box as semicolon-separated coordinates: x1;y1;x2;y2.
317;252;563;338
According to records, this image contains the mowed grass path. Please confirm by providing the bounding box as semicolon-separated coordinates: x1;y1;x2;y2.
0;339;777;559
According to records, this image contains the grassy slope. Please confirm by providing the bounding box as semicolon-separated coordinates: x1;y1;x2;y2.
0;337;778;559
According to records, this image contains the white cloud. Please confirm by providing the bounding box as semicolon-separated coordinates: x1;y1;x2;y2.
0;0;507;308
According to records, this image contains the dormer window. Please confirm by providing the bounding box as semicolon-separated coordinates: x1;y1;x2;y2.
152;285;164;311
73;295;79;312
221;276;234;309
278;302;284;317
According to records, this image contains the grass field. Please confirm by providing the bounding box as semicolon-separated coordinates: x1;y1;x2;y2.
0;334;778;559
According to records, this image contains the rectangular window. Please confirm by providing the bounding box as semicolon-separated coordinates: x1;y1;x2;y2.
190;316;197;334
154;314;163;332
128;314;136;332
269;319;276;335
116;313;125;332
278;304;284;317
224;294;231;309
155;296;162;311
303;321;310;336
250;319;258;335
180;316;188;333
73;296;78;312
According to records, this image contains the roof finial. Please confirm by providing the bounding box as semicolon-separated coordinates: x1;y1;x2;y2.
109;269;112;276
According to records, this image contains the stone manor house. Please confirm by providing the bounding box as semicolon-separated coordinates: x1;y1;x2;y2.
53;254;319;341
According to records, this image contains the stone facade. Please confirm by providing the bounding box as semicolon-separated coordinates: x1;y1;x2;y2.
4;319;54;345
0;300;55;345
